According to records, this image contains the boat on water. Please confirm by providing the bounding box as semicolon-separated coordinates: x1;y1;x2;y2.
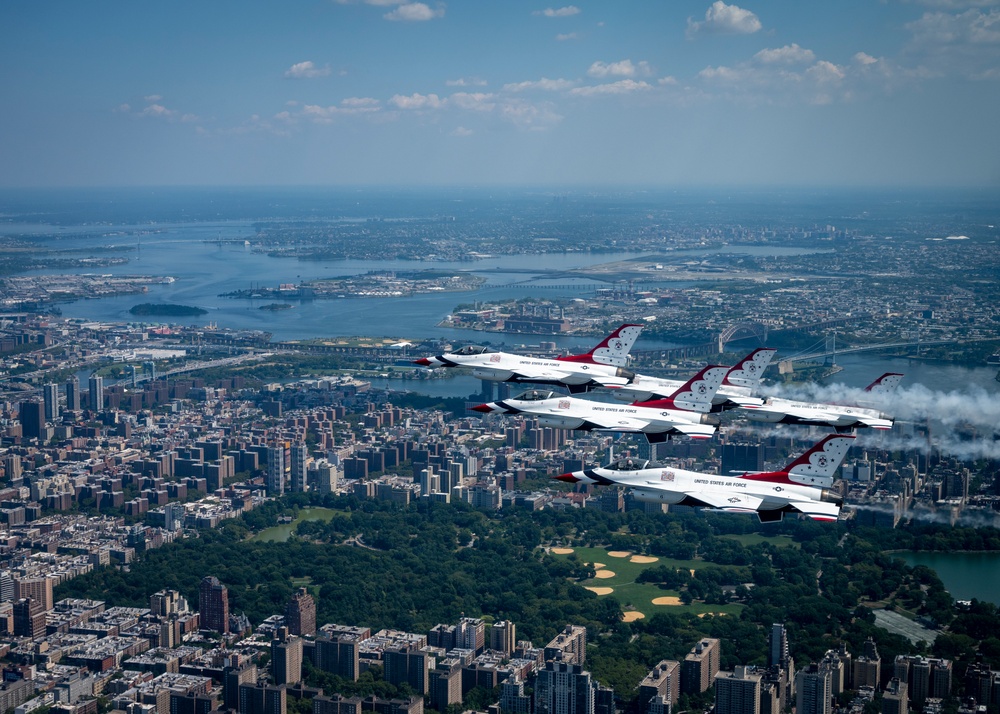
988;353;1000;365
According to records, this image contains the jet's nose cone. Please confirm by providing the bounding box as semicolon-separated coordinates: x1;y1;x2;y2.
471;404;494;413
412;358;433;367
554;473;580;483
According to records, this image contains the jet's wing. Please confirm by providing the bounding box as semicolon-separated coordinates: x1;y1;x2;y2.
588;374;633;389
509;367;577;383
786;500;841;522
854;415;893;430
674;490;766;513
727;396;765;408
759;404;840;424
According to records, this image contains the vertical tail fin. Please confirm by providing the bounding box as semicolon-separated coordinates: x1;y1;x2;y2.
723;348;777;390
864;373;905;395
633;365;729;413
742;435;855;487
556;323;643;367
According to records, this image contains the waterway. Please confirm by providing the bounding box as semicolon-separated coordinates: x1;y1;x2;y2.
251;507;340;543
892;551;1000;606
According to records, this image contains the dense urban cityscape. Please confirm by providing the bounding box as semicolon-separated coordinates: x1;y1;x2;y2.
0;186;997;714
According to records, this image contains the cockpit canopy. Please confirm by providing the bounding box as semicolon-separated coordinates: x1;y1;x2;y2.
607;457;651;471
514;389;556;401
451;345;494;356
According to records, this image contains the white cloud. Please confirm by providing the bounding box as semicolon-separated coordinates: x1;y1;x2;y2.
904;8;1000;78
903;0;1000;8
139;104;176;118
341;97;381;109
687;1;762;37
451;126;474;136
144;94;163;103
284;61;332;79
535;6;581;17
568;79;653;96
389;92;444;109
556;32;579;41
384;2;444;21
503;77;576;92
753;43;816;65
449;92;496;111
497;98;563;129
446;77;488;87
587;59;652;78
854;51;879;66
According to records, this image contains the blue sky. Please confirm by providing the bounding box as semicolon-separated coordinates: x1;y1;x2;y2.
1;0;999;188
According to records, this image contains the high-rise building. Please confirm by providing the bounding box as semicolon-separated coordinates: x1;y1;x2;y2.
43;383;59;421
14;577;54;611
383;645;432;695
534;661;595;714
239;683;286;714
290;444;309;492
490;620;516;656
271;630;303;685
224;665;258;712
19;400;45;440
89;374;104;411
315;634;361;682
853;637;881;690
285;587;316;636
882;678;908;714
769;624;789;668
716;666;762;714
682;638;720;694
544;624;587;665
795;664;832;714
267;444;287;496
199;576;229;634
12;598;46;639
66;376;81;411
639;660;680;710
150;589;182;617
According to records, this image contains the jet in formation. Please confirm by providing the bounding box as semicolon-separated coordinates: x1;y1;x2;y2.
471;365;729;442
736;372;903;432
413;323;644;393
556;434;854;523
604;347;776;411
416;324;902;437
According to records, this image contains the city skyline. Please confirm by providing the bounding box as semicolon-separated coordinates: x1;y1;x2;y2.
2;1;999;188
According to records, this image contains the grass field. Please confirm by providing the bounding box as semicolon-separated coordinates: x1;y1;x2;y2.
719;533;800;549
549;546;744;619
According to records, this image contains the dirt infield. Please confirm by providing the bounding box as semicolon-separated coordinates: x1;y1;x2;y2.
622;611;646;622
630;555;658;564
698;612;728;618
551;547;574;555
652;596;683;605
589;562;606;569
585;587;614;596
607;551;631;558
594;570;616;579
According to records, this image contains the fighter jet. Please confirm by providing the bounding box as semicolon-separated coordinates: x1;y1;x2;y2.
735;373;903;432
413;323;644;392
469;365;729;443
604;347;776;411
555;434;854;522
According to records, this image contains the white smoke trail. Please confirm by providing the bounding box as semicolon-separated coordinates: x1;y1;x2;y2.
758;380;1000;461
850;503;1000;529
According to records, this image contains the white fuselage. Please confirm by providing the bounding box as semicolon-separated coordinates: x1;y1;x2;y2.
426;351;633;387
479;393;716;437
575;465;831;512
740;397;892;430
